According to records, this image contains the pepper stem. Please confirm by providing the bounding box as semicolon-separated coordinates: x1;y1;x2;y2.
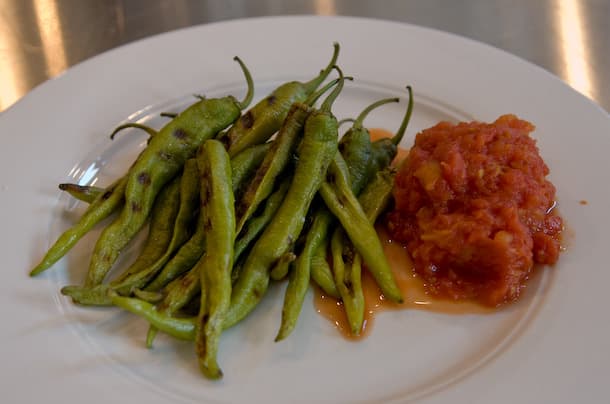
109;123;158;140
304;73;354;106
320;65;345;113
233;56;254;110
338;118;356;127
302;42;341;95
392;86;414;146
354;97;399;129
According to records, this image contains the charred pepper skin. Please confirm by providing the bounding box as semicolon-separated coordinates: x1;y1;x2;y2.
293;97;400;335
225;67;345;330
58;183;104;204
143;143;271;347
194;139;236;380
82;58;253;288
225;43;340;157
30;58;253;281
326;87;413;335
234;76;345;234
29;176;128;276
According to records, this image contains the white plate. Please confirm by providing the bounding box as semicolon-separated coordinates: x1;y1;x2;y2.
1;16;608;404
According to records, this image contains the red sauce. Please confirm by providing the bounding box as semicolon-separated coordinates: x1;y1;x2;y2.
315;128;492;339
386;115;563;307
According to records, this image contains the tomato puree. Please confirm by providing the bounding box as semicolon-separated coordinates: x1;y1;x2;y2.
386;115;563;307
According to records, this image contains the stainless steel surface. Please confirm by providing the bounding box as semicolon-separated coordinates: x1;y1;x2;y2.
1;0;608;113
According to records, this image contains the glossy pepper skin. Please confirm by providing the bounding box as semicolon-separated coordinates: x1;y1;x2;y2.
143;177;289;341
112;175;183;288
309;87;413;303
111;174;394;354
34;121;157;275
312;87;413;327
30;58;253;282
324;93;412;334
110;293;196;341
320;153;403;301
224;43;340;157
58;183;104;204
144;143;272;347
60;176;182;306
331;88;413;335
113;158;200;294
82;59;253;288
85;102;236;287
276;75;400;341
224;68;344;330
233;76;344;234
234;103;311;234
29;176;128;276
234;178;290;263
194;139;236;380
336;167;397;335
306;98;398;299
337;97;399;193
368;86;414;179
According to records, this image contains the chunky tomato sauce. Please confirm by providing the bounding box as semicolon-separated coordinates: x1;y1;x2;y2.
386;115;563;307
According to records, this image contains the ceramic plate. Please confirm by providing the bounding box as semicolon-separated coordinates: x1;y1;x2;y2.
1;16;608;404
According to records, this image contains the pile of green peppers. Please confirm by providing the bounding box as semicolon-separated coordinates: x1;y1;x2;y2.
30;43;414;380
